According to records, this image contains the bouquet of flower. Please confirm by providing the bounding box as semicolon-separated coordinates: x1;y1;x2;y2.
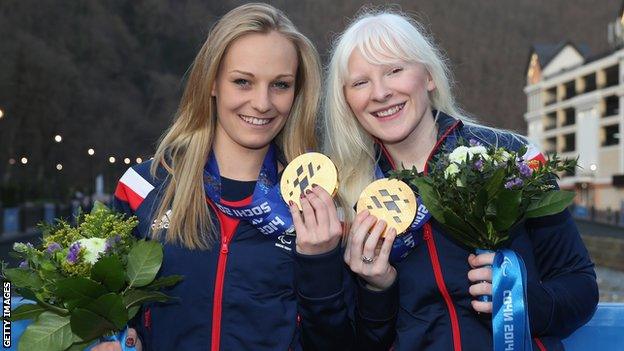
1;202;182;351
393;138;577;250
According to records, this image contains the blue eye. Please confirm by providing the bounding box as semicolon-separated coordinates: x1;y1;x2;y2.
273;81;292;90
233;78;250;87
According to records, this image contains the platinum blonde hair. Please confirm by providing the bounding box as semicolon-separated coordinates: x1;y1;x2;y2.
150;3;321;249
323;9;475;223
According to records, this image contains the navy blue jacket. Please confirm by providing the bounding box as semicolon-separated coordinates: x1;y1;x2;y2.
113;160;354;351
356;112;599;351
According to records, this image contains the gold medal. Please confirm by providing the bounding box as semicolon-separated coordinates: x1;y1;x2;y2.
356;178;416;237
281;152;338;210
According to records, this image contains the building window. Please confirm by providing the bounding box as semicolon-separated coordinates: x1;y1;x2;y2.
562;133;575;152
544;87;557;105
563;108;575;126
564;80;576;99
605;95;619;117
544;136;557;153
583;73;596;92
544;111;557;130
605;65;619;87
602;124;620;146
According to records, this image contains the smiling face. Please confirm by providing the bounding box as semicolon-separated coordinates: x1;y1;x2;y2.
344;49;436;146
212;31;298;151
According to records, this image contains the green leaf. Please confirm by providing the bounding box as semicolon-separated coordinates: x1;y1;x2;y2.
55;277;107;310
123;289;173;309
143;275;184;290
526;190;576;218
70;308;116;342
127;305;140;320
485;167;506;200
91;255;126;292
126;240;163;288
413;177;480;248
84;293;128;330
18;312;74;351
10;304;46;321
4;268;43;290
493;189;522;231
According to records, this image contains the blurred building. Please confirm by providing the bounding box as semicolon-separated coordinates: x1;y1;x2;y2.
524;4;624;212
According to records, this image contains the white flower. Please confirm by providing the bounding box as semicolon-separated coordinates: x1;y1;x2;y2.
448;146;471;164
444;163;460;178
468;145;487;156
75;238;107;265
498;149;511;162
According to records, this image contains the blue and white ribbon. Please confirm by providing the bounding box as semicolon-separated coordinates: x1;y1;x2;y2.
492;249;533;351
204;144;295;237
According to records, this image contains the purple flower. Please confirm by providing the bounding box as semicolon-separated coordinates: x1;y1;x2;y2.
18;261;28;269
474;158;484;171
518;163;532;178
46;242;61;254
104;235;121;253
66;242;81;264
504;177;524;189
469;139;482;147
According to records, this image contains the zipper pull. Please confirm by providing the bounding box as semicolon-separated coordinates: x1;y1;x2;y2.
221;242;229;254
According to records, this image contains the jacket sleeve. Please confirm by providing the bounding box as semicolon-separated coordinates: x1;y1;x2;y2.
525;210;599;337
294;246;355;350
353;275;399;351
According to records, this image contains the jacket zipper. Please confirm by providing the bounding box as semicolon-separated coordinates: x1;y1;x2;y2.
207;200;237;351
211;234;231;351
379;118;463;350
423;224;462;351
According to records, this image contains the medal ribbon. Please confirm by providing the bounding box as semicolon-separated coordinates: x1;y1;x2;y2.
204;144;294;236
492;249;533;351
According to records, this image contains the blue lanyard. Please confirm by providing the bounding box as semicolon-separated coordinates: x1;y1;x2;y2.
203;144;295;236
492;250;533;351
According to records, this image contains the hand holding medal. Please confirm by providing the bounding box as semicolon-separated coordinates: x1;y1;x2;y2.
344;178;417;291
281;152;342;255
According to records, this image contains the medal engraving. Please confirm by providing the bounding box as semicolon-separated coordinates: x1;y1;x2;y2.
281;152;338;210
356;178;416;236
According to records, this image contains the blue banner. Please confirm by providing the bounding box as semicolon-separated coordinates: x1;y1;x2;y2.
203;144;295;237
492;249;533;351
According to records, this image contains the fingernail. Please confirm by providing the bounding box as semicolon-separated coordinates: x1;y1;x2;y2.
288;200;294;206
125;337;136;347
312;183;318;188
300;193;305;199
305;189;312;195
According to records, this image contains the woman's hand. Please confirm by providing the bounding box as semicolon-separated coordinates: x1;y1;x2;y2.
344;210;397;291
290;185;343;255
90;328;141;351
468;252;495;313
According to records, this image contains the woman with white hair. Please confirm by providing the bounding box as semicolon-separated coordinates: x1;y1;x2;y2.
324;10;598;351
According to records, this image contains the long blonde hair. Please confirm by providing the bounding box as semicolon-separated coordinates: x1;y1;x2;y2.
323;9;472;223
151;3;321;249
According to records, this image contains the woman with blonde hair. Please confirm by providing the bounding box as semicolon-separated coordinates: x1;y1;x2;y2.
96;3;353;350
325;10;597;351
